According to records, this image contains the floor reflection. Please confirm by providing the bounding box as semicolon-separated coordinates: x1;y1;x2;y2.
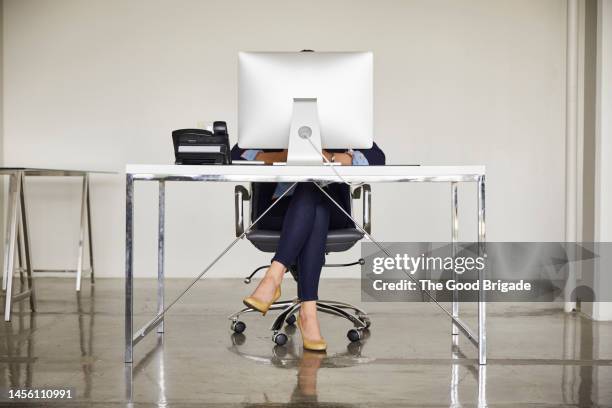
125;335;167;407
228;325;373;370
229;327;368;407
290;350;326;404
562;309;596;407
3;277;610;406
1;302;36;389
76;285;95;399
450;342;487;408
1;283;96;399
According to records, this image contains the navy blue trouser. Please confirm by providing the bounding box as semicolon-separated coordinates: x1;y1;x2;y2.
259;183;350;301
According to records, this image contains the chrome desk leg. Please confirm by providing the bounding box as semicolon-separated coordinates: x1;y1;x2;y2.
124;363;133;403
450;344;460;408
451;182;459;340
478;364;487;407
19;174;36;311
4;172;22;322
450;181;462;394
125;175;134;363
157;181;165;334
3;174;18;292
477;175;487;365
76;174;88;291
17;223;24;285
1;175;6;292
86;175;95;284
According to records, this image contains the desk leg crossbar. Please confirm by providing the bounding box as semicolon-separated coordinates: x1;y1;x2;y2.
125;177;486;365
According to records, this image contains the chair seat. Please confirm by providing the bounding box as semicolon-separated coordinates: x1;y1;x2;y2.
246;228;364;253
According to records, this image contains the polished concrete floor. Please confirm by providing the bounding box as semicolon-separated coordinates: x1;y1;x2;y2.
1;278;611;407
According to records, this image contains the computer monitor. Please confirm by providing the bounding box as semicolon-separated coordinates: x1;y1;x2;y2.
238;51;373;165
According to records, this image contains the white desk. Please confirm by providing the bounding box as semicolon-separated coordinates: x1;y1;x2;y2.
124;164;487;364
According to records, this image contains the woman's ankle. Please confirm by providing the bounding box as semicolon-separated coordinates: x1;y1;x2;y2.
265;261;287;285
299;301;318;321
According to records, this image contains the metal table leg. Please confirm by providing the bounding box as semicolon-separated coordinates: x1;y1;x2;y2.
478;364;487;406
477;175;487;365
17;222;25;287
20;174;36;311
451;182;459;341
157;181;165;334
76;174;88;291
86;176;95;284
450;344;460;408
4;172;23;321
3;173;20;292
125;175;134;363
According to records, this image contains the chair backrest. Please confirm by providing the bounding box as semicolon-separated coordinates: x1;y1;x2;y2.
249;183;272;226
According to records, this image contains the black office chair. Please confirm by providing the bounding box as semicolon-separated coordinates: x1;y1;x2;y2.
228;182;372;346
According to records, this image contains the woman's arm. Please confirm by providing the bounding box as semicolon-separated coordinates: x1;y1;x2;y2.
323;142;386;166
247;149;350;165
230;143;385;165
322;150;353;165
355;142;386;165
230;145;287;164
255;150;287;164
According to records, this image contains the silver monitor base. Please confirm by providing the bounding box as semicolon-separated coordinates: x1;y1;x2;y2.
286;98;324;165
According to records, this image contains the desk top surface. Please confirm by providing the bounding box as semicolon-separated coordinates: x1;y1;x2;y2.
0;167;115;176
126;164;485;183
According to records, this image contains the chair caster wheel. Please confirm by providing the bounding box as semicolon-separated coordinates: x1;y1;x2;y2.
347;328;363;342
231;320;246;333
285;315;296;326
273;332;288;346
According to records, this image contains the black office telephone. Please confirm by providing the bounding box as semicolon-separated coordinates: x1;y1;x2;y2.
172;121;231;165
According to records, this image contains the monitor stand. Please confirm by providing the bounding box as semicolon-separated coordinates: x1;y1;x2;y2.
286;98;324;165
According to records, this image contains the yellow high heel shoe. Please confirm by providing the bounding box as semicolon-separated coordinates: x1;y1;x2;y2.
297;315;327;352
243;286;281;316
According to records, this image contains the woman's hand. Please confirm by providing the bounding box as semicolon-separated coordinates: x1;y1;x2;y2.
256;149;353;165
323;150;353;165
255;150;288;164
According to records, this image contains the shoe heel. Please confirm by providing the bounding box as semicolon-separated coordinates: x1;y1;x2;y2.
297;316;327;352
243;286;281;316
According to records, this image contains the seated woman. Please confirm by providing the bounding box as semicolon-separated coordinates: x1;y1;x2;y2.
231;144;385;351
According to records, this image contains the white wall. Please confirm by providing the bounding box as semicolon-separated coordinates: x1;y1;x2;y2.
2;0;567;278
0;5;2;160
0;0;4;259
591;0;612;320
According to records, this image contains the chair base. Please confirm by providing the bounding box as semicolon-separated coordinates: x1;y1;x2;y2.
228;298;371;345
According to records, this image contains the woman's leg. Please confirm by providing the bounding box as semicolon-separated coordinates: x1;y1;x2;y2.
247;183;321;303
296;200;331;341
296;185;349;302
273;183;322;268
296;201;330;301
246;198;290;303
